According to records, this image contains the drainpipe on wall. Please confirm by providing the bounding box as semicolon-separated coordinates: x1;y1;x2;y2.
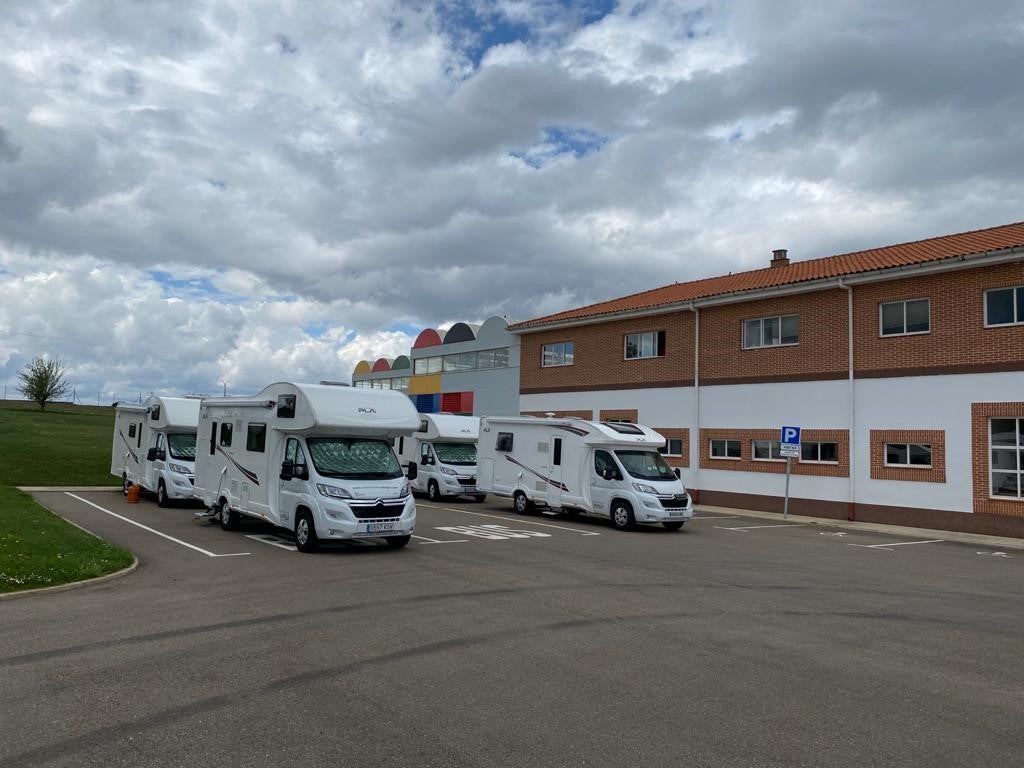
689;303;700;504
838;279;856;521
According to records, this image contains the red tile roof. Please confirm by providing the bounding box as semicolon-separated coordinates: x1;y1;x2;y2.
510;221;1024;330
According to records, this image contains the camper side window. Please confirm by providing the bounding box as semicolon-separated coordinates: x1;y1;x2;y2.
220;422;233;447
277;395;296;419
210;422;217;455
150;406;161;421
285;438;308;470
246;423;266;453
137;423;143;448
594;450;615;477
495;432;514;452
128;424;136;438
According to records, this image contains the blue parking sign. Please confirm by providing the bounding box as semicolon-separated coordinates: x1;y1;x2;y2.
781;426;801;446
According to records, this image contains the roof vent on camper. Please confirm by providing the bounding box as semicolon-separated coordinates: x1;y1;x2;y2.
601;422;644;435
771;248;790;268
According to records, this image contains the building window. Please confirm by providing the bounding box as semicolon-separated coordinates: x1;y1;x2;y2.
743;315;799;349
990;418;1023;499
542;341;575;367
492;348;510;367
413;356;443;375
801;441;838;463
658;438;684;457
624;331;666;360
880;298;930;336
985;286;1024;327
710;439;741;459
885;443;932;467
495;432;514;452
752;440;785;461
220;422;233;447
246;423;266;453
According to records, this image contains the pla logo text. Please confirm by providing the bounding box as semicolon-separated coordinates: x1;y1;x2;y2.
358;407;377;414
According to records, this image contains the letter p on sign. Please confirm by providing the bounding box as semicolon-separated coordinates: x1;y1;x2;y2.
781;426;800;445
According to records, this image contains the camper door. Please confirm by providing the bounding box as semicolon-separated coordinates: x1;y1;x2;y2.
548;435;564;507
146;432;166;490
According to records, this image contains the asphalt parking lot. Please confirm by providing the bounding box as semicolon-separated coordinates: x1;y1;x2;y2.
2;490;1022;767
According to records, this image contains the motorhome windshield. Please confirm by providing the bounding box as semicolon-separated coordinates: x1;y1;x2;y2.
167;433;197;461
433;442;476;466
614;450;676;482
306;438;403;479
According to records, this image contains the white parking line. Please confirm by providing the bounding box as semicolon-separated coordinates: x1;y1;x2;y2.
418;503;601;536
244;534;296;551
411;535;469;544
692;515;741;520
847;539;945;550
65;493;251;558
714;523;810;532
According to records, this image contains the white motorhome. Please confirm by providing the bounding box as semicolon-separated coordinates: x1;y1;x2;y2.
192;382;421;552
111;396;201;506
477;416;694;531
395;414;486;502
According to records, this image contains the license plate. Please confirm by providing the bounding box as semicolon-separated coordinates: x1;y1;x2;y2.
461;486;477;493
668;511;687;518
367;522;396;532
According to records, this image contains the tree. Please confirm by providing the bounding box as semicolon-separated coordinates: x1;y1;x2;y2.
17;357;71;410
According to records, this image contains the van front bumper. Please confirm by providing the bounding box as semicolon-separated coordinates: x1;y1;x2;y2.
636;493;693;523
319;497;416;539
167;472;196;499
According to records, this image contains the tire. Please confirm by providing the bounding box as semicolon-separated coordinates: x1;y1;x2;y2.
472;494;487;503
662;521;685;531
386;535;411;549
218;498;238;531
295;510;319;553
427;480;442;502
609;500;636;531
513;491;531;515
156;480;169;508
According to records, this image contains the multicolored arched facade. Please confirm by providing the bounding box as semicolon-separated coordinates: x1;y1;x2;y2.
352;316;519;416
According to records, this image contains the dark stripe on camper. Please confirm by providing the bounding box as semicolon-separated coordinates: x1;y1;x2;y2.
504;455;570;493
217;446;260;486
118;431;139;465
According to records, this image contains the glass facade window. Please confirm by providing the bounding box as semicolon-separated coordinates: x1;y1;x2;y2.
624;331;666;360
542;341;575;367
743;315;799;348
880;298;930;336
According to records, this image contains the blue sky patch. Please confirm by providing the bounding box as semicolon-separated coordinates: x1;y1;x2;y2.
511;125;610;168
148;270;243;303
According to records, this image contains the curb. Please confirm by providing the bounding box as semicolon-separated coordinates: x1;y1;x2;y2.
695;504;1024;550
0;558;139;601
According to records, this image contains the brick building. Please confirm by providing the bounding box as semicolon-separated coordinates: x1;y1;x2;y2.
510;222;1024;536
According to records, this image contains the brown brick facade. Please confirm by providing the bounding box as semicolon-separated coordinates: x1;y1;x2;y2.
520;409;594;419
599;408;638;422
699;290;849;385
971;402;1024;517
853;262;1024;378
869;429;946;483
653;427;689;468
698;428;850;477
519;313;695;394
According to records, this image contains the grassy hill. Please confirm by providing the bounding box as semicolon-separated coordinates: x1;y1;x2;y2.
0;400;132;593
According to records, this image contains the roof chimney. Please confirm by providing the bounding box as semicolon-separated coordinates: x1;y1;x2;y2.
771;248;789;268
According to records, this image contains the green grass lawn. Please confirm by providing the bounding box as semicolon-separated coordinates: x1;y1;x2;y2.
0;401;132;593
0;485;133;593
0;400;117;486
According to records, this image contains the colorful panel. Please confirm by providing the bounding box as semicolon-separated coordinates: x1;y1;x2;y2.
441;393;461;413
407;374;441;395
413;328;443;349
353;360;372;375
371;358;392;372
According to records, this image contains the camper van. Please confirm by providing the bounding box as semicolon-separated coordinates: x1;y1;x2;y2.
192;382;421;552
477;416;693;531
395;413;486;502
111;396;201;506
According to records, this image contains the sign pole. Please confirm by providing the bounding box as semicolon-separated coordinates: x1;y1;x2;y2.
783;457;791;520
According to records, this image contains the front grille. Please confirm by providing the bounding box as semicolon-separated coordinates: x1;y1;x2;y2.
457;477;477;486
659;494;689;509
349;501;406;519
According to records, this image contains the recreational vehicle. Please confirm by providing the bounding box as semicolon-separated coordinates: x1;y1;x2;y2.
477;416;693;531
192;382;421;552
395;413;486;502
111;396;201;506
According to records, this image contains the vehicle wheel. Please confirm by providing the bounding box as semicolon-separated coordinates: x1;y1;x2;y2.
218;499;238;531
386;535;411;549
122;475;130;496
609;500;636;531
295;510;319;553
513;491;531;515
662;521;685;531
472;494;487;503
156;480;169;507
427;480;442;502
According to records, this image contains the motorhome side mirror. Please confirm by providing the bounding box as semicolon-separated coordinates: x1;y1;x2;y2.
280;460;294;481
674;467;681;479
157;450;166;461
296;465;310;481
407;463;418;480
146;448;157;462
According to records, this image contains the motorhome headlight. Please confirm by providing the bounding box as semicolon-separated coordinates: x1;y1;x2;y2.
316;483;352;499
168;463;191;474
400;481;411;498
439;466;457;476
632;482;658;495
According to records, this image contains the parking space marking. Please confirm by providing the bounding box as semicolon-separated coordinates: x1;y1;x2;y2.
714;523;811;532
435;525;553;541
244;534;296;551
847;539;945;551
412;534;469;544
691;515;742;520
418;503;601;536
976;551;1012;558
65;493;251;558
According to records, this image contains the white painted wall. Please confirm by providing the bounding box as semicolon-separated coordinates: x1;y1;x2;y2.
520;371;1024;514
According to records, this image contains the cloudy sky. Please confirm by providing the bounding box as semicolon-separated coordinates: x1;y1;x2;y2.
1;0;1022;401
